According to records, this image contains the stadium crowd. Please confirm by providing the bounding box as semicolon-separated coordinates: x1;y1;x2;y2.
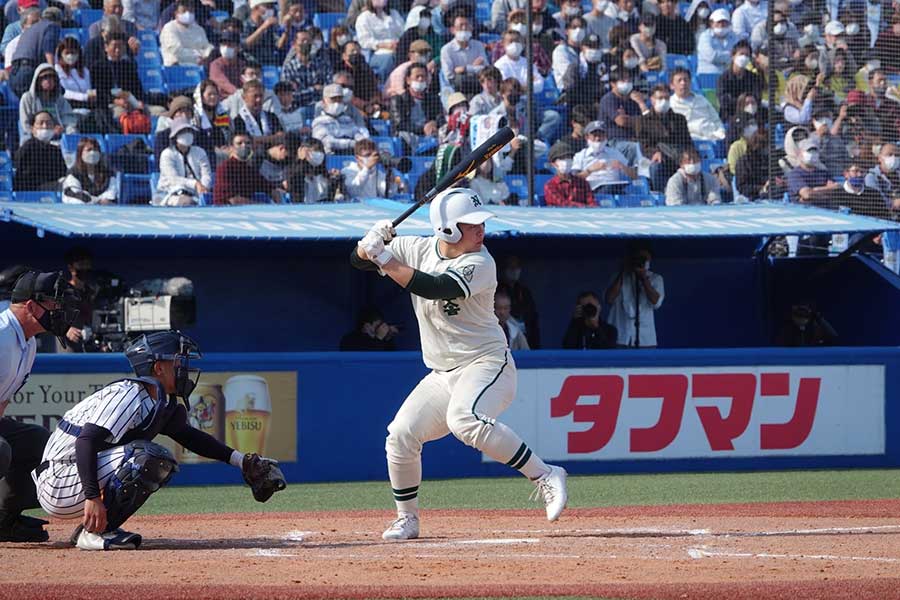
0;0;895;219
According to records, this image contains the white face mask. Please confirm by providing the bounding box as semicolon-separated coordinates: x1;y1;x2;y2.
263;8;275;19
177;10;195;25
744;103;758;115
532;22;543;33
414;53;429;64
734;54;750;69
311;40;323;54
616;80;633;94
867;59;881;71
814;118;833;131
555;158;572;174
176;131;194;147
510;22;527;35
569;28;585;43
418;17;431;29
683;162;701;175
34;128;54;142
410;80;428;92
343;87;353;102
82;149;101;165
884;155;900;172
455;30;472;43
62;52;79;65
653;98;669;112
588;139;605;151
801;150;818;165
595;0;608;10
640;25;655;36
221;45;236;59
563;5;581;16
505;41;523;58
325;101;346;116
624;57;639;69
773;22;787;36
308;150;325;166
584;48;603;62
336;34;350;45
713;26;729;37
847;22;860;35
743;124;758;138
697;6;710;18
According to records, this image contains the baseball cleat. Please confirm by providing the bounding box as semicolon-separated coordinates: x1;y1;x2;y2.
532;465;568;522
382;512;419;541
0;516;49;542
71;525;142;550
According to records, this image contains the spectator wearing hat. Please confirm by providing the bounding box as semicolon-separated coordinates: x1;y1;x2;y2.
469;66;502;116
14;111;66;191
0;0;41;55
355;0;405;81
213;132;279;205
153;95;213;164
635;84;692;192
726;113;759;175
439;91;470;145
243;0;281;65
89;31;145;111
385;39;433;98
598;69;645;166
787;138;838;203
208;31;245;98
390;61;442;153
731;0;766;40
397;7;441;71
312;82;369;153
545;141;597;207
572;120;635;193
715;40;763;121
9;4;60;97
160;0;213;66
655;0;693;55
820;20;858;77
233;79;285;149
19;62;76;142
669;67;726;141
62;136;119;204
441;13;488;96
281;28;333;116
156;117;213;206
629;13;666;72
121;0;160;30
665;147;721;205
697;8;739;75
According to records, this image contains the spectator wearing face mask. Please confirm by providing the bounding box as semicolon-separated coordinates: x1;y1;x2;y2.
553;0;583;31
397;7;440;69
787;138;839;203
635;84;692;192
62;137;118;204
810;107;849;179
716;41;763;121
820;20;858;77
284;137;339;203
341;138;405;200
629;13;666;72
655;0;693;55
160;0;213;66
494;289;530;350
280;29;334;116
207;32;244;99
311;83;370;154
605;241;664;348
441;14;487;96
725;93;762;145
495;30;546;94
584;0;617;48
325;25;352;72
834;161;894;218
553;16;587;90
469;157;512;204
391;62;442;153
544;141;596;206
212;133;277;205
243;0;282;65
726;114;759;175
684;0;712;44
697;8;739;75
562;291;617;349
355;0;405;81
496;9;552;76
865;143;900;206
781;73;818;126
559;33;607;108
340;41;380;106
156;118;213;206
665;147;721;204
18;62;75;142
497;255;541;348
825;49;852;102
54;37;95;112
757;6;799;66
276;0;313;55
385;39;434;98
731;0;767;40
14;111;66;191
439;92;471;147
735;127;778;200
668;67;726;141
572;120;635;193
598;70;646;165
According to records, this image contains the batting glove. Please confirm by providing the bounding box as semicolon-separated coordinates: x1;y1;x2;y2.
370;219;396;242
358;230;394;267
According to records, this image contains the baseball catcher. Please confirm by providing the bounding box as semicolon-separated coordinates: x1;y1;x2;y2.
32;330;286;550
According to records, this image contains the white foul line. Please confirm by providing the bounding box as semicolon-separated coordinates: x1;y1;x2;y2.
688;547;900;563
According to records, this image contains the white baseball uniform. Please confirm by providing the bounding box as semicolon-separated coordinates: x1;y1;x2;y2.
33;380;156;519
384;235;549;512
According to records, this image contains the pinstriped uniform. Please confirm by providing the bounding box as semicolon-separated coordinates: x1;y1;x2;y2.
384;236;544;507
33;381;155;519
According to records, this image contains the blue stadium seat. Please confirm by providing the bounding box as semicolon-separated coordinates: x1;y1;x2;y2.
325;155;354;171
696;73;718;91
615;194;655;208
695;140;717;162
624;177;651;196
163;65;204;93
505;175;528;203
595;193;616;208
137;30;158;47
0;192;11;202
313;13;345;33
407;156;434;191
774;122;785;146
372;136;403;155
13;191;60;203
665;54;696;74
61;28;84;44
370;119;391;136
210;10;229;21
137;48;163;67
643;70;669;86
650;191;665;206
139;67;167;96
120;173;151;204
61;133;107;156
475;1;491;23
106;134;153;173
0;172;12;192
74;8;103;27
0;151;12;173
478;33;500;45
534;174;552;206
262;66;280;89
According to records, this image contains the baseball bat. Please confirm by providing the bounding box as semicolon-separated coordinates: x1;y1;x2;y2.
391;126;515;228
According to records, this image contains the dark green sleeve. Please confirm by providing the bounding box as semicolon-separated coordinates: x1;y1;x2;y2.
405;270;465;300
349;247;380;272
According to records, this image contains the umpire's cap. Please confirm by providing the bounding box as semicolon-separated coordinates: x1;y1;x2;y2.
125;330;201;377
10;270;74;305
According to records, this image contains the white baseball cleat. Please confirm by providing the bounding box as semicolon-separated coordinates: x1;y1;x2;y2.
382;512;419;541
71;525;143;550
532;465;568;522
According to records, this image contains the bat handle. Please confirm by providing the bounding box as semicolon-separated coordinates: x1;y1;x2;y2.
391;188;437;228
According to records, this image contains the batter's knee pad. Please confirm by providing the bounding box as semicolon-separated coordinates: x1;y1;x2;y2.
104;440;178;531
0;437;10;480
447;409;493;449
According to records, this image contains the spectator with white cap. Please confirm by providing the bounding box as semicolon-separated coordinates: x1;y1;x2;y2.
243;0;281;65
731;0;767;40
572;120;635;194
820;20;857;77
697;8;740;74
311;82;370;154
786;137;838;204
156;117;213;206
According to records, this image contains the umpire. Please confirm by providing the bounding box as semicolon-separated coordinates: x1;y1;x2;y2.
0;270;78;542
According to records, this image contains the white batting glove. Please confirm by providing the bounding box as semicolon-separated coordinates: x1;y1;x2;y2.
358;230;394;267
370;219;396;242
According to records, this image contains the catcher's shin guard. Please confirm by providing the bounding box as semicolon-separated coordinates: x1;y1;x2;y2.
104;441;179;531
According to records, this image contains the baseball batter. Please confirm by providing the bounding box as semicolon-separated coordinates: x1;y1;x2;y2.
33;330;286;550
352;187;568;541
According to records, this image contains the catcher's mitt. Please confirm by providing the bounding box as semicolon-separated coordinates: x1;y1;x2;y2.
241;453;287;502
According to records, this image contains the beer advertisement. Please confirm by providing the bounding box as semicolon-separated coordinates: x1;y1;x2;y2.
6;371;298;463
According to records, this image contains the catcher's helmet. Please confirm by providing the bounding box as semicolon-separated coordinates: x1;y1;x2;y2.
429;187;495;243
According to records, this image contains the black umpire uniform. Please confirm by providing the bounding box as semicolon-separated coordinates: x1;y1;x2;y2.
0;270;77;542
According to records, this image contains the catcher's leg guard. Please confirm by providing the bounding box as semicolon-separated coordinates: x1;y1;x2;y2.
103;441;178;531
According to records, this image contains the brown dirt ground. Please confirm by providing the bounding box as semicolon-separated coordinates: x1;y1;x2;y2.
3;500;900;600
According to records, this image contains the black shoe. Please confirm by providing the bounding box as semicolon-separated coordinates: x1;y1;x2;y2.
16;515;49;529
0;519;49;542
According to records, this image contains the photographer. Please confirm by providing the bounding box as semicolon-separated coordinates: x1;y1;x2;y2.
341;138;406;201
605;242;665;348
58;247;95;353
562;291;617;350
340;306;399;351
775;302;838;347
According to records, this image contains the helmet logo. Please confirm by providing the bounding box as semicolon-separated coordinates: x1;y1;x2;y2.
471;195;482;207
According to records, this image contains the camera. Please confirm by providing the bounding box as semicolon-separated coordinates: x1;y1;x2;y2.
379;152;412;173
581;303;598;319
630;255;646;269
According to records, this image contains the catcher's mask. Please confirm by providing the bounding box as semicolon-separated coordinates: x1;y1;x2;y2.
124;330;201;402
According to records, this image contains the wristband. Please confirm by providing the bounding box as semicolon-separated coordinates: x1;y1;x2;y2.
372;247;394;267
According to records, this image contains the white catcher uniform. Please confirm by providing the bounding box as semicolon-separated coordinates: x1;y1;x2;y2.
358;187;567;539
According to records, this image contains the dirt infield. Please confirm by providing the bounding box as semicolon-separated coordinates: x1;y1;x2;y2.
4;500;900;600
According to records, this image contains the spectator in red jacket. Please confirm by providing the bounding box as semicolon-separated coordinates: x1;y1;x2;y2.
212;133;279;205
543;141;597;207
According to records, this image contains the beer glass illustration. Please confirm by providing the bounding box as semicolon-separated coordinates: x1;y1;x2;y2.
177;383;225;463
224;375;272;455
